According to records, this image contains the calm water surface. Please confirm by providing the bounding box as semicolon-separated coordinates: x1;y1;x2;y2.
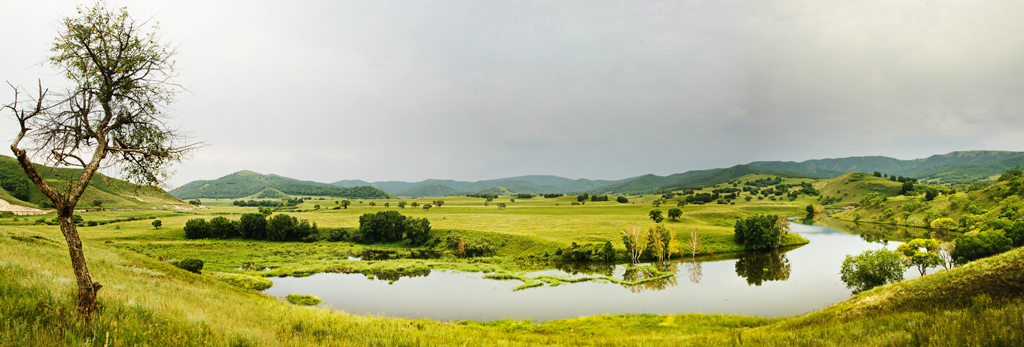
265;221;922;321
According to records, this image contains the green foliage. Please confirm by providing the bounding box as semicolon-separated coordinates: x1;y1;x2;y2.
0;167;31;201
266;214;317;242
183;218;210;239
356;210;431;245
171;258;204;274
151;220;161;229
897;239;944;275
286;294;321;306
952;230;1013;265
208;216;239;239
238;213;267;239
839;249;906;293
648;209;664;223
733;214;788;250
616;196;628;203
667;208;682;220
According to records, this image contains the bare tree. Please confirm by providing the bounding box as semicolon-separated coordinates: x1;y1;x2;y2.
686;228;703;257
4;3;196;323
621;224;648;264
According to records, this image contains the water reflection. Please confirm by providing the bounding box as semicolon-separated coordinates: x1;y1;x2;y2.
734;250;792;286
622;262;678;293
685;258;702;284
553;261;616;277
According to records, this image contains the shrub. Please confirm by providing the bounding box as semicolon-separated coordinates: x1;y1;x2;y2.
238;213;267;239
151;220;162;229
87;221;98;227
286;294;321;306
952;230;1013;265
733;214;788;250
184;218;210;239
267;214;318;242
172;258;204;274
209;216;238;238
840;249;906;293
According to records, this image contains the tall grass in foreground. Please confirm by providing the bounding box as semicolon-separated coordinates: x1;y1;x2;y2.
1;226;1023;346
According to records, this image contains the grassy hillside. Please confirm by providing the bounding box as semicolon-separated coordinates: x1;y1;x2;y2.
832;171;1018;229
171;171;390;200
1;222;1020;346
592;165;816;195
0;155;185;210
751;150;1024;184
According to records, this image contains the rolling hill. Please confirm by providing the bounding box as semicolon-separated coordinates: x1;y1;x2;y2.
749;150;1024;184
330;175;630;197
0;154;185;210
169;170;390;200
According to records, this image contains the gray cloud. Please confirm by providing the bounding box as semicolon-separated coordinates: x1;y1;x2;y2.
3;0;1024;187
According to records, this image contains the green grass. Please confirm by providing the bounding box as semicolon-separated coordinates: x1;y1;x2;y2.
286;294;321;306
1;224;1022;346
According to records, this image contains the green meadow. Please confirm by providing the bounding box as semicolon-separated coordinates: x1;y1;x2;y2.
3;173;1023;345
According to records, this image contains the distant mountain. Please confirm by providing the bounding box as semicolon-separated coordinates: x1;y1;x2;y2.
396;184;461;197
0;154;184;209
171;150;1024;200
330;175;629;197
749;151;1024;184
171;171;389;199
591;165;817;194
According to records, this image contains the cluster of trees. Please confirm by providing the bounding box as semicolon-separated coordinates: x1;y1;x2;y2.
621;224;685;263
556;241;616;262
357;211;431;245
514;193;534;199
590;195;609;202
542;193;563;198
616;196;629;203
232;200;284;207
744;177;783;187
733;214;790;250
184;213;318;242
466;193;499;199
872;171;919;184
0;167;31;201
686;192;719;204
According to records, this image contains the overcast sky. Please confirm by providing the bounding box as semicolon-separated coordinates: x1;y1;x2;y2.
3;1;1024;188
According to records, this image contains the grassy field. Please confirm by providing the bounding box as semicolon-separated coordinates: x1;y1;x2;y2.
1;222;1021;346
18;180;814;278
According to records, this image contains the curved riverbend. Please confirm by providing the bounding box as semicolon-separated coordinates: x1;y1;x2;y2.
265;221;922;322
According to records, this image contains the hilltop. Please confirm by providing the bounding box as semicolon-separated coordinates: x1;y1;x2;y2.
169;170;390;200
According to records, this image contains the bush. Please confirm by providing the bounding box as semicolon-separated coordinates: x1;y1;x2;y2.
151;220;161;229
184;218;210;239
172;258;204;274
357;211;431;245
733;214;788;250
208;216;238;238
286;294;321;306
238;213;267;239
840;249;906;293
267;214;317;242
952;230;1013;265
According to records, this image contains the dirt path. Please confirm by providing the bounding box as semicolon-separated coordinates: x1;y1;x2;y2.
0;199;49;215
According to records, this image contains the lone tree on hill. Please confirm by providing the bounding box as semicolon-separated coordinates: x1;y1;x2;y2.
3;3;197;323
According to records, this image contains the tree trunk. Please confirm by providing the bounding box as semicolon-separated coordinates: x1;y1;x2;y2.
57;206;102;323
